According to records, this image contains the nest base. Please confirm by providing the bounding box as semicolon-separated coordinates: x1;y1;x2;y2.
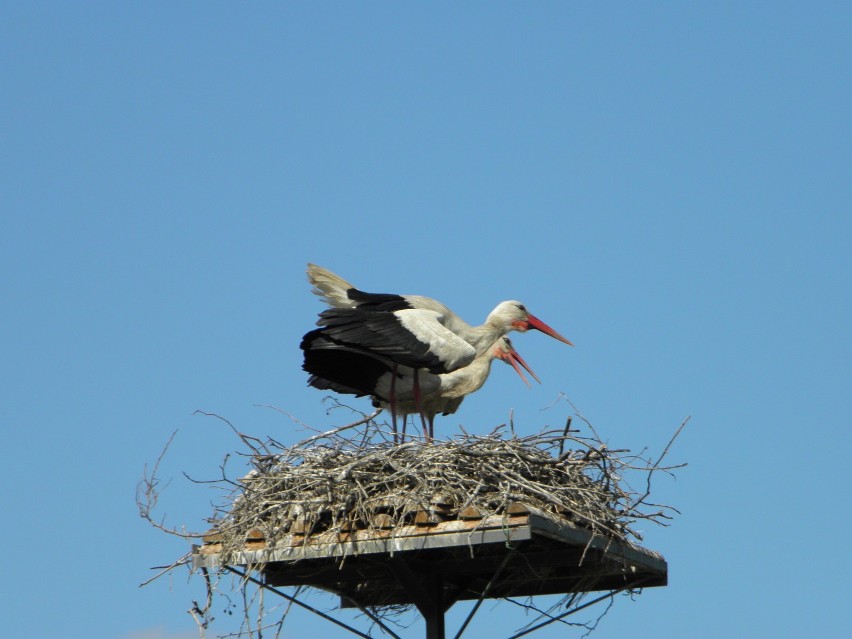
194;506;666;611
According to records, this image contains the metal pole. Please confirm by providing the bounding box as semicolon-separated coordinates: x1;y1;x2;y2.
424;575;445;639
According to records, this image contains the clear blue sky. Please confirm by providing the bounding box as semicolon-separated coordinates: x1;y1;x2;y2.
2;3;850;638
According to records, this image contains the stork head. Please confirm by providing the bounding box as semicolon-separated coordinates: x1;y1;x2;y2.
494;337;541;387
489;301;574;346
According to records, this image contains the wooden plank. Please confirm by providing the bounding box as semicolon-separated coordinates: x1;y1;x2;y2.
370;513;395;529
193;517;533;569
202;529;222;543
338;516;364;532
414;510;442;526
200;513;531;558
193;509;668;596
505;502;531;516
202;528;264;544
430;493;455;508
458;505;486;520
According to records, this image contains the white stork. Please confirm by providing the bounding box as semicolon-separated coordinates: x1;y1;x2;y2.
301;330;538;440
306;263;573;377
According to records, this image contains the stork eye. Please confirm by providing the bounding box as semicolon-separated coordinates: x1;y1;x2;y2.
516;304;526;312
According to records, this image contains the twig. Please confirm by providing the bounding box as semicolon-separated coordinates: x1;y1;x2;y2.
558;416;572;457
631;415;691;511
224;567;376;639
295;407;383;447
504;579;650;639
139;552;192;587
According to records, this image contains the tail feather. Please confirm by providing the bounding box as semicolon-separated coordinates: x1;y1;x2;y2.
307;263;356;308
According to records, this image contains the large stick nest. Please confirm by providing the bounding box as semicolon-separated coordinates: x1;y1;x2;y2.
208;416;678;565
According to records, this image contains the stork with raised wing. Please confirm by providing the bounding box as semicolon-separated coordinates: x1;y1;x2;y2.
306;263;573;378
301;330;539;440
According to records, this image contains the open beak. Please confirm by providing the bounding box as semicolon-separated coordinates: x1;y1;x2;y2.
502;343;541;387
526;313;574;346
510;347;541;385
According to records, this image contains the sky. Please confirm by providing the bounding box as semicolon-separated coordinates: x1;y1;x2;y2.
2;2;850;638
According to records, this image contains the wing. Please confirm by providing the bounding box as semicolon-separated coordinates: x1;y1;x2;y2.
346;288;413;312
301;329;393;398
301;328;444;403
315;308;476;374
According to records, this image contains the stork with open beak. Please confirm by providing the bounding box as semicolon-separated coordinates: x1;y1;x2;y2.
301;332;539;441
306;263;573;377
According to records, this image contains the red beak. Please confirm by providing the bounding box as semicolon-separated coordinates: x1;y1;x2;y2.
526;313;574;346
508;347;541;386
500;341;541;387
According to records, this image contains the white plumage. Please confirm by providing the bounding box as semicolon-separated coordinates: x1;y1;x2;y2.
306;263;572;374
302;263;570;441
302;333;538;440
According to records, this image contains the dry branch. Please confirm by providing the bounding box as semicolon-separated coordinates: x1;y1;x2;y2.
204;420;681;569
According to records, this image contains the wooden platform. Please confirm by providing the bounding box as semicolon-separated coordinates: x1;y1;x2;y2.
193;505;667;610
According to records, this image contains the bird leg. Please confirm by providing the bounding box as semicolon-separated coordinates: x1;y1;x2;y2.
413;368;429;441
390;363;398;444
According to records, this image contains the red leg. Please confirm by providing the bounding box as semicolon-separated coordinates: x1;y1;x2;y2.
390;364;398;444
413;369;429;441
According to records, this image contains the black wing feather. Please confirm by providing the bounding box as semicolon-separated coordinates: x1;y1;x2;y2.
313;308;449;373
301;328;397;400
346;288;412;312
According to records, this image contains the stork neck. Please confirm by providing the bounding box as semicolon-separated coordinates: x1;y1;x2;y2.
439;352;496;398
464;324;509;357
